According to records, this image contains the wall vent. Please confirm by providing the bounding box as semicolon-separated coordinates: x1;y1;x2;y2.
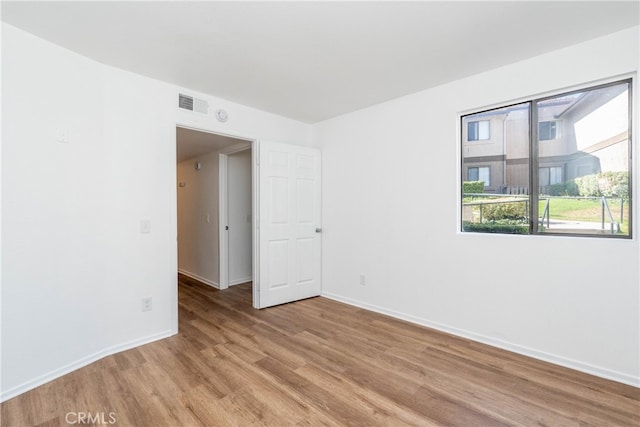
178;93;209;114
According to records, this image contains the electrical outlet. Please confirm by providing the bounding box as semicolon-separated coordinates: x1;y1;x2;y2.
359;275;366;286
141;297;152;312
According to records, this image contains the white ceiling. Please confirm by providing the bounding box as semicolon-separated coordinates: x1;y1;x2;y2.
176;127;250;162
2;1;638;124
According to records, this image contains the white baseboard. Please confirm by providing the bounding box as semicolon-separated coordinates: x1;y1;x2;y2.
1;329;175;403
228;276;252;286
321;291;640;388
178;269;220;289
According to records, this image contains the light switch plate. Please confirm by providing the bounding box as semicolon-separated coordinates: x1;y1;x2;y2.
56;128;69;143
140;219;151;234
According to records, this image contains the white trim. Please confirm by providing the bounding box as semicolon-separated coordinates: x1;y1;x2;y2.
174;123;258;306
0;329;175;403
175;122;257;147
219;153;229;290
252;142;261;308
321;291;640;388
220;141;251;155
169;125;179;335
178;269;220;289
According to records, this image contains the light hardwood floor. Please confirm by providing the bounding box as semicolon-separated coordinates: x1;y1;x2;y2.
2;274;639;426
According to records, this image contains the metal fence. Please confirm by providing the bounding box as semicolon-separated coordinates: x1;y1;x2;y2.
462;193;626;233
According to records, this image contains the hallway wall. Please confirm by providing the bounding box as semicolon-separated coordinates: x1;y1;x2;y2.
177;151;221;287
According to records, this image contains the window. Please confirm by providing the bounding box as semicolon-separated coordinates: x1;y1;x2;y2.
538;120;561;140
468;167;490;186
539;167;563;187
461;79;632;238
467;120;490;141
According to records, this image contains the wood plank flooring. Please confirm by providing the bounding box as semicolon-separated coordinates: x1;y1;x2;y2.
2;274;639;426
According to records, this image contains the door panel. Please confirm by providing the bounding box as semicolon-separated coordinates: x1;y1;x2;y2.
258;141;321;308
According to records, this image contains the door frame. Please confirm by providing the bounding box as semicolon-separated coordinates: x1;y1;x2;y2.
174;122;259;313
218;144;252;290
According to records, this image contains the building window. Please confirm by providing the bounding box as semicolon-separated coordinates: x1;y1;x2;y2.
538;120;561;140
539;167;563;187
467;120;490;141
461;78;632;238
468;167;490;186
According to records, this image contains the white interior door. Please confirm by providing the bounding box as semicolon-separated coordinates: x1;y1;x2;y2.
257;141;321;308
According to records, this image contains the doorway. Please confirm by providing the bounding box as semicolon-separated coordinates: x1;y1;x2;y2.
176;126;254;295
174;126;322;313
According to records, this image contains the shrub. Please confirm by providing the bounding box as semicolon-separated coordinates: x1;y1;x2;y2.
598;171;628;198
575;174;600;197
547;171;630;198
463;220;528;234
482;201;527;221
463;181;484;194
549;180;579;196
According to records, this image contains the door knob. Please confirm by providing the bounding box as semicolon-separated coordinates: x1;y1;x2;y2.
315;227;322;233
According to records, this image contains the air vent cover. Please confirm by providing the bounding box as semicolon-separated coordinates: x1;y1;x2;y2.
178;93;209;114
178;93;193;110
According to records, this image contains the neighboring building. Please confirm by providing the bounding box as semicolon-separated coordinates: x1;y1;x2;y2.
462;83;629;195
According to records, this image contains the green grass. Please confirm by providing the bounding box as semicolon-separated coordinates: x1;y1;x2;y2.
539;197;629;234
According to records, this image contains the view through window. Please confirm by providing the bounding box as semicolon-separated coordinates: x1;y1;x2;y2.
461;79;632;238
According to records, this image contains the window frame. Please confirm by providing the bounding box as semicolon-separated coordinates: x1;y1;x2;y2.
460;77;633;239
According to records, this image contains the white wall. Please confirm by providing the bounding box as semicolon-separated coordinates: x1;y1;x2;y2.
227;149;253;285
313;26;640;386
177;151;221;287
1;23;311;401
2;19;638;405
